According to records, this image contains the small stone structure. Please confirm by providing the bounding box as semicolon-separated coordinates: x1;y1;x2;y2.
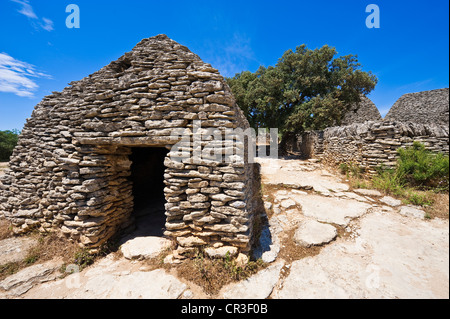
341;95;382;126
322;121;449;174
385;88;449;125
320;88;449;171
0;35;261;254
284;89;449;166
282;95;380;157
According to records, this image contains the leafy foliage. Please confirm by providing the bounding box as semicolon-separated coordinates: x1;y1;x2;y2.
371;142;449;205
0;130;20;162
226;45;377;137
396;141;449;190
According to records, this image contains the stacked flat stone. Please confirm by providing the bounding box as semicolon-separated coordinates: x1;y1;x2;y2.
341;95;382;126
282;95;380;158
322;121;449;174
0;34;259;254
385;88;449;126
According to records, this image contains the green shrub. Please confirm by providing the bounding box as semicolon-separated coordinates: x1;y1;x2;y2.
396;142;449;190
404;190;433;207
339;162;364;179
0;130;19;162
370;142;448;208
372;165;406;196
73;249;96;270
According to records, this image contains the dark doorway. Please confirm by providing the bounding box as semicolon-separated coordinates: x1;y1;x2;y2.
129;147;168;237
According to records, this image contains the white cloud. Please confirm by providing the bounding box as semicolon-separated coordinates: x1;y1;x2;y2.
11;0;37;19
11;0;54;32
0;53;51;97
202;33;259;78
41;18;54;31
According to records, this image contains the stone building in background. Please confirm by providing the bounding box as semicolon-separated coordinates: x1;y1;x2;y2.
385;88;449;125
321;88;449;172
0;35;262;255
341;95;382;126
282;95;381;158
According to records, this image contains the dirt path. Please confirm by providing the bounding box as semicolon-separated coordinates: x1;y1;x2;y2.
1;158;448;299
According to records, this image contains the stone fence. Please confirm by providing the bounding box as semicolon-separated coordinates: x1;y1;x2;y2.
281;131;324;159
321;121;449;174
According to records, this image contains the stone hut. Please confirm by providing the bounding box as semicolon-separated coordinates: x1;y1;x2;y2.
0;35;260;254
281;95;381;158
385;88;449;126
341;95;382;126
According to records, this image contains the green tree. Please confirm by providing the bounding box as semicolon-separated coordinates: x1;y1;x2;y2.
226;45;377;138
0;130;20;162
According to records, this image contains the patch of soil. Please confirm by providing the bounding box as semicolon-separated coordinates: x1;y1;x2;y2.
425;193;449;220
30;232;80;264
277;228;323;264
0;231;79;281
0;219;13;240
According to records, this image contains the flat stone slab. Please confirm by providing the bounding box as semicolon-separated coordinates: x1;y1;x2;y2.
21;256;188;299
280;199;297;209
339;192;369;202
205;246;238;258
399;206;426;219
292;193;372;226
91;269;187;299
0;260;60;296
354;189;383;197
274;211;449;299
0;237;37;265
120;237;172;260
294;220;337;247
380;196;402;207
220;261;284;299
257;158;349;193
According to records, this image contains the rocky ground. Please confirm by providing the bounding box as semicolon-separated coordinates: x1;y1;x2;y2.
0;158;448;299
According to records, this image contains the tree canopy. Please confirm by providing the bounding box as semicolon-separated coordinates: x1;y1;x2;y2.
0;130;19;162
226;45;377;137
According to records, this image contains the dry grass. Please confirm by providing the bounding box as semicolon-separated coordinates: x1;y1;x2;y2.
424;193;449;220
0;219;14;240
0;231;80;281
174;249;265;296
331;162;449;220
27;232;80;264
277;228;323;264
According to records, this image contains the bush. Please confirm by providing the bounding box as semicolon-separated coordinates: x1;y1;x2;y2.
396;142;449;190
339;162;364;179
370;142;448;207
0;130;19;162
372;166;405;195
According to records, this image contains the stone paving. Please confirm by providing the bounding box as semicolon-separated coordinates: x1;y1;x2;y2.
0;158;448;299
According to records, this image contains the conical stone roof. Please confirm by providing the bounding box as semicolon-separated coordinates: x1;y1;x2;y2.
341;95;382;125
385;88;449;125
0;35;258;254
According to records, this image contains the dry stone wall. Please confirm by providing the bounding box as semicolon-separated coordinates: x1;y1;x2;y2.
0;35;259;254
284;89;449;168
282;95;380;158
322;121;449;174
282;131;324;159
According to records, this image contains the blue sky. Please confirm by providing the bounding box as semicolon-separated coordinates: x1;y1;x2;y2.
0;0;448;131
